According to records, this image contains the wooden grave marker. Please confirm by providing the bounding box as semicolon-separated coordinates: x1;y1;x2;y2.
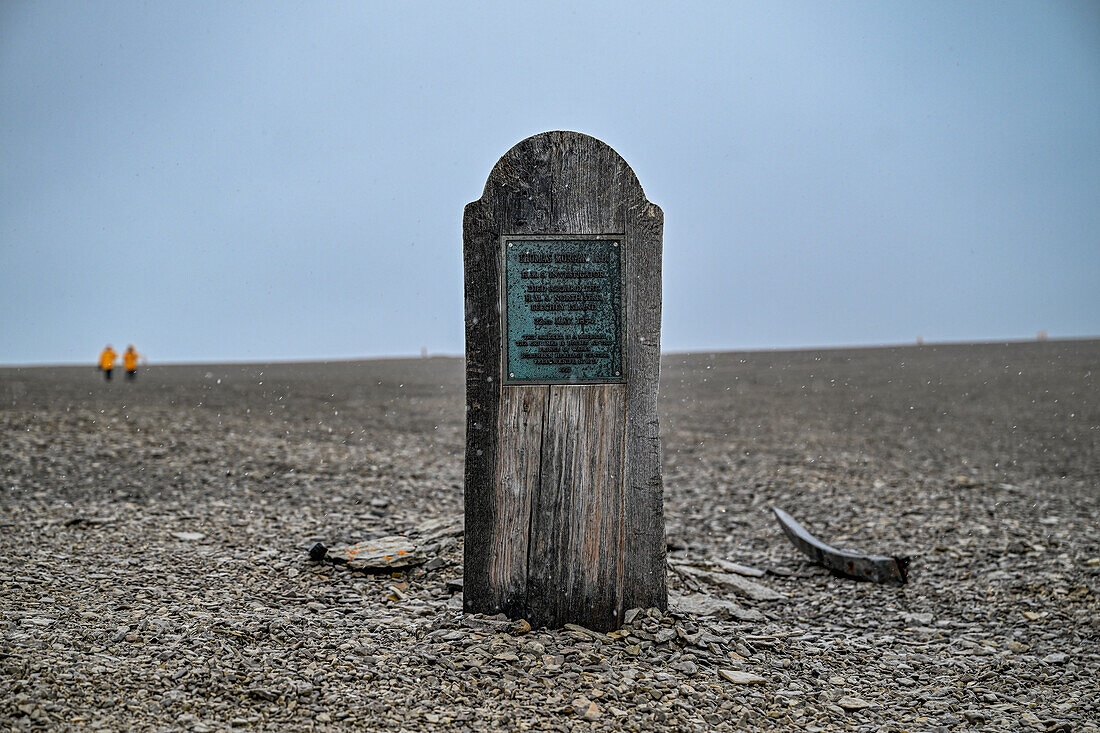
463;131;666;631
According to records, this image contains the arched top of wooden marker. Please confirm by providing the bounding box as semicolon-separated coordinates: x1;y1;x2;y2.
468;131;660;234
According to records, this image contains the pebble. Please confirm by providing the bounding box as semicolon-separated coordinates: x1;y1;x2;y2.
719;669;767;684
673;660;698;675
837;696;873;711
2;346;1097;730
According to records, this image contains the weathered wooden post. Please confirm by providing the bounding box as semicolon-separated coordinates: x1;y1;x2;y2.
463;131;666;631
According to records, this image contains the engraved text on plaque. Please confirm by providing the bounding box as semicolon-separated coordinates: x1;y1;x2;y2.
503;237;623;383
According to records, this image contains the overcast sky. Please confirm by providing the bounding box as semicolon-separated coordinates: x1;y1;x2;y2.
2;1;1097;364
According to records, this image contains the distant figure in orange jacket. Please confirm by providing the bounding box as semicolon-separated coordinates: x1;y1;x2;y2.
99;345;117;381
123;344;141;380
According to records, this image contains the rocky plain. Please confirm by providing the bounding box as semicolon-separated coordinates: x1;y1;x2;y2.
1;340;1097;731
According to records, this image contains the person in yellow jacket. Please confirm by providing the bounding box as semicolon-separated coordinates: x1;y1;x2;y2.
123;344;142;380
98;345;117;381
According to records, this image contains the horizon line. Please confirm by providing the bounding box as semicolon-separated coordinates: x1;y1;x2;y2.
1;335;1095;370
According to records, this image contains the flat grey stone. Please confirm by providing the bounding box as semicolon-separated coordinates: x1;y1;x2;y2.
712;558;766;577
672;564;785;601
837;696;873;711
669;593;764;621
719;669;766;684
415;515;464;542
328;536;425;571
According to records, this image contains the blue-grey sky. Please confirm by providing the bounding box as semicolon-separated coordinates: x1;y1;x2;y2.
2;1;1097;364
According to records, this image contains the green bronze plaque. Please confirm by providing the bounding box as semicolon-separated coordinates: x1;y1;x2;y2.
503;237;623;383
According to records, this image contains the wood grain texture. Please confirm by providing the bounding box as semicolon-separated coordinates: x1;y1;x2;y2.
488;384;547;616
462;135;552;613
621;197;668;612
464;131;665;628
526;384;626;629
461;197;501;612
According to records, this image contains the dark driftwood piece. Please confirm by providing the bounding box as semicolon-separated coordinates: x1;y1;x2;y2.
771;506;910;585
463;131;666;631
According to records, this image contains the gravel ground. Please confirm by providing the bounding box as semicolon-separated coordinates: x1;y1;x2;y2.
1;340;1097;731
